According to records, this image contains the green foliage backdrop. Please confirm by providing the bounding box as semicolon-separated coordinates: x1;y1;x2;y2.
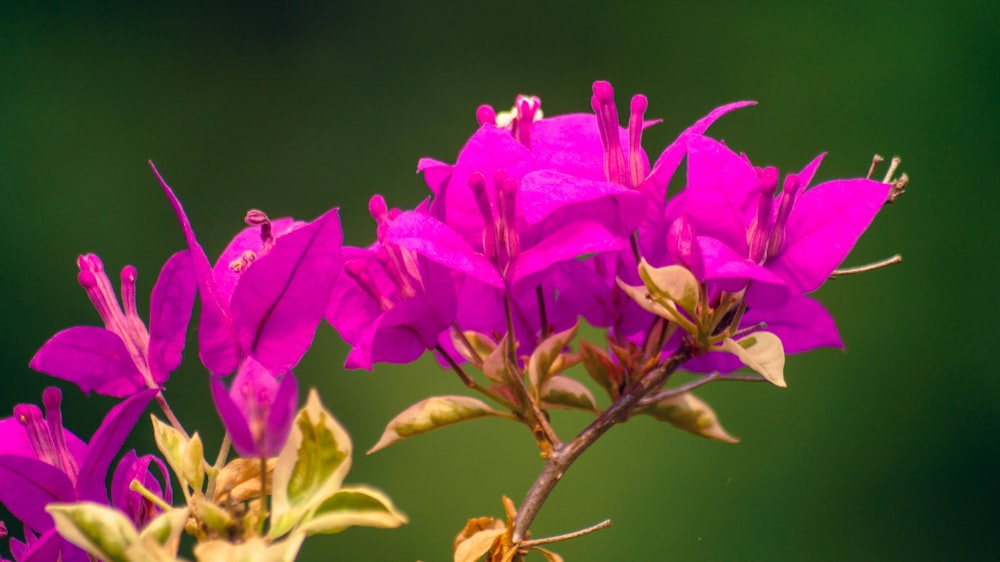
2;1;996;560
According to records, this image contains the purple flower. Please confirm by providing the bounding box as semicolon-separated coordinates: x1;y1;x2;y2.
662;136;891;372
0;387;156;561
110;451;172;529
675;135;891;299
539;83;773;338
210;357;298;458
326;196;458;370
30;251;196;397
152;163;344;376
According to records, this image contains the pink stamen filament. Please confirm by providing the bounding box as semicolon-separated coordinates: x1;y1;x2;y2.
591;81;627;186
494;170;520;275
42;387;79;483
376;248;419;300
766;174;802;261
469;172;500;265
627;95;649;189
345;260;395;311
747;168;778;264
120;266;151;364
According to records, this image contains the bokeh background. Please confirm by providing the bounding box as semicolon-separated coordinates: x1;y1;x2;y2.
2;1;997;560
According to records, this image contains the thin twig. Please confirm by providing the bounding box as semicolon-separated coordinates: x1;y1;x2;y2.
520;519;613;548
637;372;767;408
436;344;479;389
831;254;902;277
155;391;189;439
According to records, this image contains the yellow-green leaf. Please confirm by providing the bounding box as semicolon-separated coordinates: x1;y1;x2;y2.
298;485;408;535
718;332;786;387
579;339;623;398
637;259;701;316
150;415;188;488
182;433;205;492
482;334;514;383
47;502;141;562
194;534;304;562
639;392;739;443
368;395;517;454
615;278;681;322
541;375;599;413
271;389;353;532
451;330;498;366
138;508;188;555
527;321;580;395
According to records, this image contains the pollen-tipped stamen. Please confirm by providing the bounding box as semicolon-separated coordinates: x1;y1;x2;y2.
245;209;274;251
477;104;497;126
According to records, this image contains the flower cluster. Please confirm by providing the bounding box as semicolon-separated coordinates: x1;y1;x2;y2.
2;80;904;561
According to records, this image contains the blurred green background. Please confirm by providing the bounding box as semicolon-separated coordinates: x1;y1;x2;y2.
2;1;997;560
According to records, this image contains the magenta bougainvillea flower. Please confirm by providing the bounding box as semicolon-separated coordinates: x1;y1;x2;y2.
109;450;172;529
326;195;458;370
0;387;157;561
674;135;891;299
153;164;344;377
539;83;780;338
30;251;196;397
663;136;891;372
210;357;299;457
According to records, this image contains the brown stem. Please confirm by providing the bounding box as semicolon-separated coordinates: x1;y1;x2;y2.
511;346;693;542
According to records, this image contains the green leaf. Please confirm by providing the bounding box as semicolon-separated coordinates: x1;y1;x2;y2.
271;389;353;535
718;332;786;387
527;321;580;396
540;376;599;413
47;502;141;562
298;485;408;535
639;392;739;443
637;259;701;316
150;415;188;488
368;395;517;454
